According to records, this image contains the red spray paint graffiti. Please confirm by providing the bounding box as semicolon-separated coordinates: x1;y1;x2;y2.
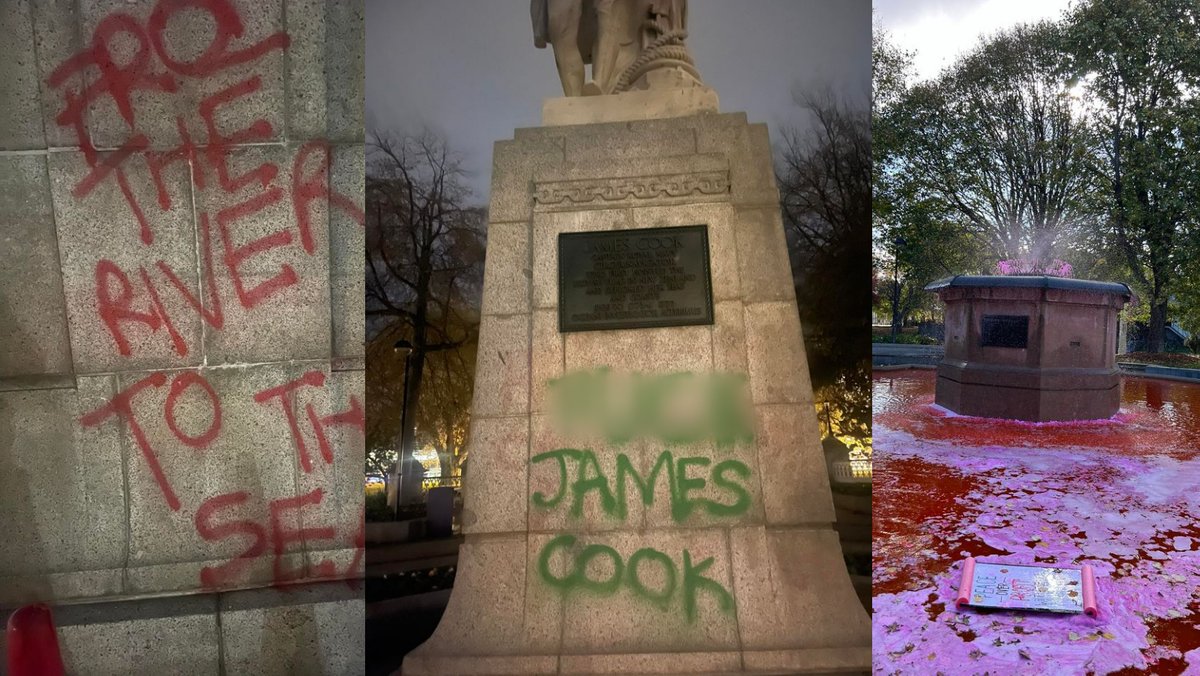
63;1;365;590
49;0;364;360
81;368;364;589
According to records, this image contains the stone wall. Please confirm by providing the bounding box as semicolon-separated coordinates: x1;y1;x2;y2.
0;0;364;672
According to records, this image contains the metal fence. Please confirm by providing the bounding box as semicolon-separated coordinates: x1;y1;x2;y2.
831;460;872;484
420;476;463;490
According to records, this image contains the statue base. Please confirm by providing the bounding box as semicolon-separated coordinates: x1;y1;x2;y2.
543;70;719;126
403;112;870;675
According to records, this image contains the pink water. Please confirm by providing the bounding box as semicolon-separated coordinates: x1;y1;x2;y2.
873;369;1200;675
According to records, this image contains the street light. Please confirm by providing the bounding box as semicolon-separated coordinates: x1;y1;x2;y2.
393;339;414;519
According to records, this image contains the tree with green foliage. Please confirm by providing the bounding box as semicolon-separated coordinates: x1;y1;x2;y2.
872;26;984;336
1062;0;1200;352
895;22;1096;265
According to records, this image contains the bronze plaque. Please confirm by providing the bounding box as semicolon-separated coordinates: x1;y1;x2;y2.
981;314;1029;348
558;225;714;332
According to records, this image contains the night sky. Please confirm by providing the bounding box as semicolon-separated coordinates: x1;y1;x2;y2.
366;0;871;202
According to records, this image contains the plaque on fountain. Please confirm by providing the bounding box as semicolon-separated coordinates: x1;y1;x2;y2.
981;315;1029;349
558;225;714;333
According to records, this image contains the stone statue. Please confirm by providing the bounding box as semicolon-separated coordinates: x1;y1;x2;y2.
532;0;699;97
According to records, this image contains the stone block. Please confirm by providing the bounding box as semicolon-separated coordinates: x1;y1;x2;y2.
630;202;740;302
744;301;812;404
729;527;870;651
711;300;748;373
295;369;364;577
50;149;202;374
461;415;529;535
0;378;126;604
0;0;44;149
530;309;563;414
411;534;538;655
220;583;364;676
197;144;332;365
564;325;712;374
322;0;365;143
122;364;311;593
54;596;220;675
753;404;834;525
0;155;72;380
639;436;764;531
735;206;794;303
28;0;84;148
557;529;740;653
481;221;531;316
524;533;565;653
490;137;565;223
470;314;530;417
284;0;328;140
542;85;719;127
694;114;779;206
404;655;559;676
0;569;124;606
563;124;696;163
330;143;365;360
745;123;782;201
532;208;630;309
741;647;873;673
79;0;287;150
533;153;727;186
559;652;740;674
528;414;642;534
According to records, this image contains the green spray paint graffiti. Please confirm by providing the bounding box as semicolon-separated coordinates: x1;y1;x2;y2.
531;369;754;623
530;448;751;522
536;534;735;622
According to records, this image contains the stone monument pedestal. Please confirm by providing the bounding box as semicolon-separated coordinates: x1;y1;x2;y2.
403;99;870;674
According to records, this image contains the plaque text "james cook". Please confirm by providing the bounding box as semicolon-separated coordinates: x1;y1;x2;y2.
558;225;714;332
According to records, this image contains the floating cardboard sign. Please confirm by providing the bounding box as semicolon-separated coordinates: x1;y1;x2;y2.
956;557;1097;616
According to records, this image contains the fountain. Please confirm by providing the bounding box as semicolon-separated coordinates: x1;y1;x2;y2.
925;275;1132;421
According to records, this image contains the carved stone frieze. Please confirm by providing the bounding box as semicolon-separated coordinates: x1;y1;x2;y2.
533;171;730;209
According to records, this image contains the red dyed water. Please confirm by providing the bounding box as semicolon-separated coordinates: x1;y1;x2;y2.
873;369;1200;675
875;371;1200;459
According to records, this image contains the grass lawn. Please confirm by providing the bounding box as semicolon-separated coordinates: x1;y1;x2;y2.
1119;351;1200;369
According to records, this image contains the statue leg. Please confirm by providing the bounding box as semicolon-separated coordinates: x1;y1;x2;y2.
591;0;624;93
548;0;584;96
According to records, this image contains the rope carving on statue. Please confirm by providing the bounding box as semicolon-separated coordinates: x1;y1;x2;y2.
613;22;697;93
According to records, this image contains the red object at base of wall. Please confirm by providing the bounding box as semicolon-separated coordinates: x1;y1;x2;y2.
6;605;65;676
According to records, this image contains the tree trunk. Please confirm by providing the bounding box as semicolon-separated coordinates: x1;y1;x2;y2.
1147;299;1168;354
398;346;428;506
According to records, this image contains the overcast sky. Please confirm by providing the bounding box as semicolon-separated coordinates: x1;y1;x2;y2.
366;0;871;201
874;0;1075;81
